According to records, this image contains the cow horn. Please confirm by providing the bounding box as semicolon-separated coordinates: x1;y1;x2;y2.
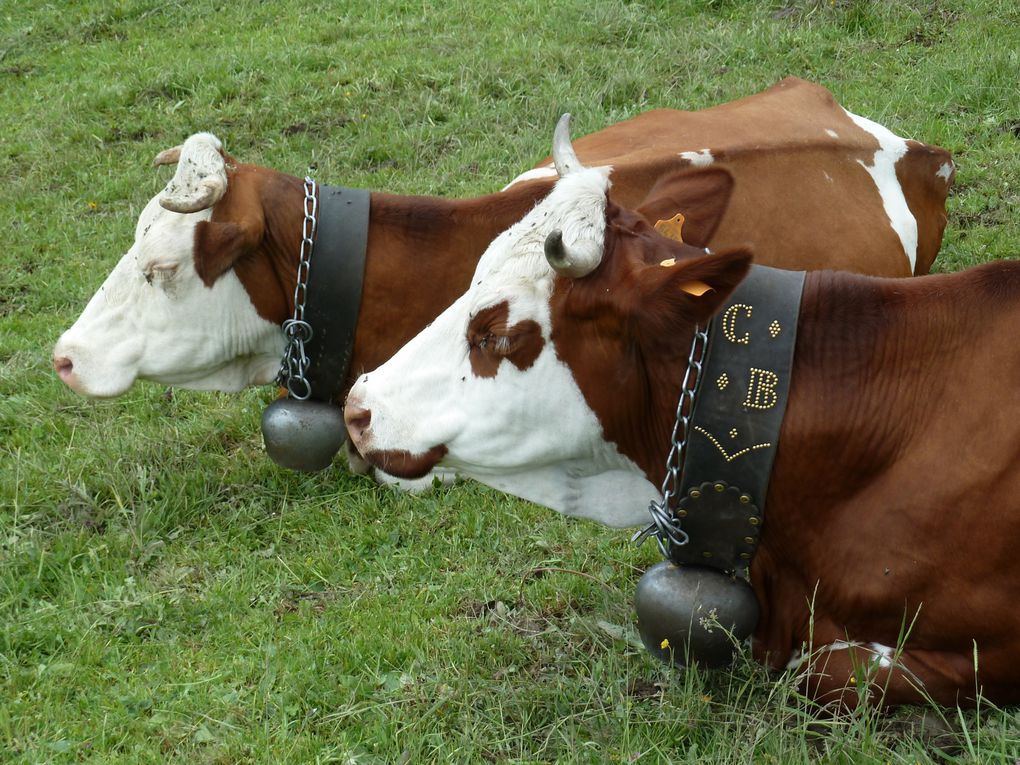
552;113;582;177
544;229;600;279
157;132;228;214
152;145;182;167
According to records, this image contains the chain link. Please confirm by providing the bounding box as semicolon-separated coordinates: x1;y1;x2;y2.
275;177;318;400
631;325;710;558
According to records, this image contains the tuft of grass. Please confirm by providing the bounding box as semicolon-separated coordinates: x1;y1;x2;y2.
3;0;1020;762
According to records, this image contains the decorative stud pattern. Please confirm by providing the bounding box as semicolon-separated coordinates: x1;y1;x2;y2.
717;373;730;391
742;367;780;410
729;428;738;439
769;320;782;338
721;303;753;345
693;426;772;463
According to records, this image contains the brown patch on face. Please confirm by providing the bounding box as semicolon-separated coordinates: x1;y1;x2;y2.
192;165;305;325
362;444;448;479
467;301;544;379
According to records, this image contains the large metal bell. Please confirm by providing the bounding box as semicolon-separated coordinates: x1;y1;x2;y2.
261;397;347;472
635;561;759;669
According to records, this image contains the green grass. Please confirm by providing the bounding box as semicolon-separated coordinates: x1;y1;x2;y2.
3;0;1020;762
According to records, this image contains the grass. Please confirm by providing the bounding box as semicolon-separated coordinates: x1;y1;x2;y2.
3;0;1020;761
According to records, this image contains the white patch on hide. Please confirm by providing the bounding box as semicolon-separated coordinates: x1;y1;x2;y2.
678;149;714;167
843;109;918;272
868;642;895;669
501;165;557;191
825;129;839;139
936;161;954;183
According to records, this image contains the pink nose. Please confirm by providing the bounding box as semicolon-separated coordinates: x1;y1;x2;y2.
343;398;372;445
54;356;74;382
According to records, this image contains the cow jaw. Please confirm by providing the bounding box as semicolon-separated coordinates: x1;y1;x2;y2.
54;196;283;397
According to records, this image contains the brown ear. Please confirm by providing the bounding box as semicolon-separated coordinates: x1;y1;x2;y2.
635;167;735;248
635;246;753;329
193;216;263;287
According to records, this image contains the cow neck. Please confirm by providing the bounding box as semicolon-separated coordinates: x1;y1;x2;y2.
637;266;805;577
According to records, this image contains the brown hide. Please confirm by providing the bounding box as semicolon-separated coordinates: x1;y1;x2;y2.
755;265;1020;707
195;77;952;401
551;202;1020;705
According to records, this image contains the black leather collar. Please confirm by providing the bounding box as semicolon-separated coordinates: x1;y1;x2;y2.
670;265;805;574
300;185;371;402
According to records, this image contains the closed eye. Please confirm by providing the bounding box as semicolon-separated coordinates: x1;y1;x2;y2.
473;331;514;356
143;264;178;285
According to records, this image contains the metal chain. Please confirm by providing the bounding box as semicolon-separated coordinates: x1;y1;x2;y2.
275;177;318;400
631;324;710;558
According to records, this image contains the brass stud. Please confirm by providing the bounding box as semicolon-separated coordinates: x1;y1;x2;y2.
714;483;725;493
689;489;701;499
739;552;751;559
739;494;751;504
702;551;713;558
748;516;760;526
743;536;755;544
676;509;687;518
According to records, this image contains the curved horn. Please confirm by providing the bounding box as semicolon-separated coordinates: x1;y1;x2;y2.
544;229;601;279
157;133;228;214
152;145;182;167
552;113;582;177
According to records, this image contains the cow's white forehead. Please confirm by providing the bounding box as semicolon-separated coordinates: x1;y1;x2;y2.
133;196;209;265
469;166;611;316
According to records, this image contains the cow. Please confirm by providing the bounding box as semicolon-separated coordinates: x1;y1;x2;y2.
342;120;1020;708
54;77;953;417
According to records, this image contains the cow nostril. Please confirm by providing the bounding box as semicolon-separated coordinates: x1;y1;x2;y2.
54;356;74;379
344;405;372;438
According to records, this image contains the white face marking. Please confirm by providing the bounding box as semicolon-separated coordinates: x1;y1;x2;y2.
825;129;839;139
54;195;284;397
936;161;954;183
679;148;714;167
843;109;918;272
348;167;656;526
501;165;557;191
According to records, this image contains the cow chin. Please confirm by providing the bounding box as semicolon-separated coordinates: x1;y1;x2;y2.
362;444;448;480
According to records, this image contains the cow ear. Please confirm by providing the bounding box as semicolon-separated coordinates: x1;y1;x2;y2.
193;217;262;287
635;167;735;248
637;246;753;328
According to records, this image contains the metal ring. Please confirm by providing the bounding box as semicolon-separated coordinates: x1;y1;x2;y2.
286;375;313;401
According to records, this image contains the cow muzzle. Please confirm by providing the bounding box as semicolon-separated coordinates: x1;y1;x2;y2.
343;393;448;479
51;338;137;398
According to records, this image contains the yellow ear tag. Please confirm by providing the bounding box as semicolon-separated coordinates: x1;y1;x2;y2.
679;280;714;297
654;212;686;243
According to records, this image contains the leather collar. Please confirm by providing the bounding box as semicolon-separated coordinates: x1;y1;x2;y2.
300;185;371;402
670;265;805;574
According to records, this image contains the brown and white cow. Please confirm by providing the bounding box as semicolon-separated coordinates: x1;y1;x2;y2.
344;123;1020;707
54;78;952;409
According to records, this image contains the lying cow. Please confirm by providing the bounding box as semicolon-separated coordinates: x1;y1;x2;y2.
343;121;1017;708
55;78;952;415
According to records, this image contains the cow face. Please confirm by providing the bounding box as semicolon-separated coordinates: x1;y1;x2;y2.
345;117;750;526
53;134;284;397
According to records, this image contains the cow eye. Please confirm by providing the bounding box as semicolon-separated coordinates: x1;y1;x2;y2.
473;331;513;356
144;264;178;285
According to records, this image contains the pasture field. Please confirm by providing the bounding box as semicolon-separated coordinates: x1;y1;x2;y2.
2;0;1020;762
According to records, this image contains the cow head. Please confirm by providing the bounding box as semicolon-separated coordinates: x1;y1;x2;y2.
53;133;289;397
345;116;751;526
